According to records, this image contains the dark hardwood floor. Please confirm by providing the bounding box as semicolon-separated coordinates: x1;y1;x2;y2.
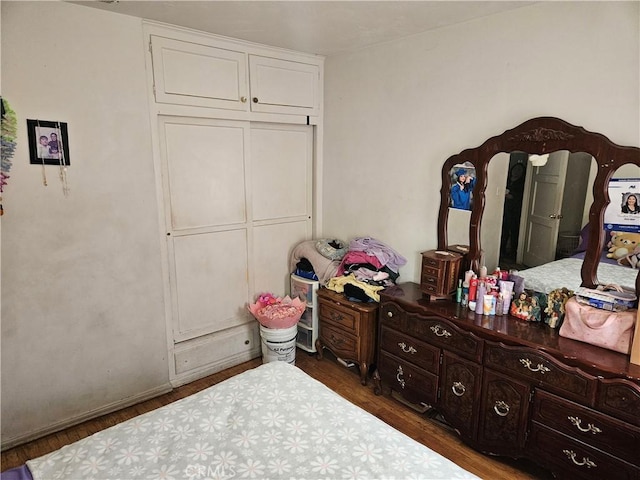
1;349;553;479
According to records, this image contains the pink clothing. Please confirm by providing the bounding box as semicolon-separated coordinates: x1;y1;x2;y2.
336;251;383;276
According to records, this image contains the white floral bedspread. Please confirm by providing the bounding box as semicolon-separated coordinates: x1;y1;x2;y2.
517;257;637;294
27;361;477;480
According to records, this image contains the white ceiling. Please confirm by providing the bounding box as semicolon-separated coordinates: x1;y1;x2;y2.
71;1;536;56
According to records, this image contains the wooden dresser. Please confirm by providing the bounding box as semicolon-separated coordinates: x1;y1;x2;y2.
374;283;640;479
315;288;378;385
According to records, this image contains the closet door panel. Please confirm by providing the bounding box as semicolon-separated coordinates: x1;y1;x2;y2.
172;229;250;342
253;221;310;295
162;119;247;230
151;36;248;110
251;124;312;221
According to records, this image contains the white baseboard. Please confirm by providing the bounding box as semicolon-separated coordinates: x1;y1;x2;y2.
1;383;172;451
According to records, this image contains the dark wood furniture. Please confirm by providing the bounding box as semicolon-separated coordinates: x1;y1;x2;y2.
436;116;640;294
374;117;640;478
315;288;378;385
374;283;640;479
420;249;463;300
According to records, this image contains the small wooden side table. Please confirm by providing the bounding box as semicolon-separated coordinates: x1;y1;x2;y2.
315;288;379;385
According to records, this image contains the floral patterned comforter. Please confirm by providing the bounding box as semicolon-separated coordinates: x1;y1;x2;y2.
27;361;477;480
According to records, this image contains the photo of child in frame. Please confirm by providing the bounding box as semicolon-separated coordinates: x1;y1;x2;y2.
27;119;71;166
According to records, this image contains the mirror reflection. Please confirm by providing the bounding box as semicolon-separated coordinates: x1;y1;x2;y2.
482;150;597;273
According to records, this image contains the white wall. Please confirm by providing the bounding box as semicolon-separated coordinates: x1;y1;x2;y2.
1;2;170;446
323;1;640;282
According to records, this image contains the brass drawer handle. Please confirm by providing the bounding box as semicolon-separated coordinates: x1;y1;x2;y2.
430;325;452;338
519;358;550;374
329;334;345;347
562;449;597;468
329;312;344;322
396;365;406;389
494;400;510;417
451;381;466;397
568;416;602;434
397;342;417;354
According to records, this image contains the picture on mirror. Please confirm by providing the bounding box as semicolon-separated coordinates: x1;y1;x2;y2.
604;178;640;232
449;162;476;211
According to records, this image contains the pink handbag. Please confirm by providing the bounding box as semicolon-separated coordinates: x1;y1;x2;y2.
560;298;636;354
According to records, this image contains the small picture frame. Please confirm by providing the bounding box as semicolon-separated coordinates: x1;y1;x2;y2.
27;119;70;166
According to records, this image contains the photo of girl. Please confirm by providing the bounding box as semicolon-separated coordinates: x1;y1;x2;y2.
450;165;476;210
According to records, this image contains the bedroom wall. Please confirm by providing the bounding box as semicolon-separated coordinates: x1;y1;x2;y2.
1;2;170;446
323;1;640;280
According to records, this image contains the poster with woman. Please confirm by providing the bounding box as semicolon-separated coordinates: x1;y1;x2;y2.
604;178;640;233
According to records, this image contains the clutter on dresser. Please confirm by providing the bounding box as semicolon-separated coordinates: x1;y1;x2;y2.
420;249;463;300
560;297;637;354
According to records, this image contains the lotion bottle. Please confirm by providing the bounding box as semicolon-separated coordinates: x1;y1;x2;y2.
475;281;486;314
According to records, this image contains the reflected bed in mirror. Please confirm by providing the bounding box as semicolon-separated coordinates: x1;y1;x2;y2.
437;117;640;295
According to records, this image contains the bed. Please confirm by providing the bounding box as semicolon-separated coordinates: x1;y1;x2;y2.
3;361;478;480
515;256;637;294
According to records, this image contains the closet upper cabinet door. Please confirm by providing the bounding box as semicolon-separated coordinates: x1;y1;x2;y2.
151;36;248;110
249;55;319;116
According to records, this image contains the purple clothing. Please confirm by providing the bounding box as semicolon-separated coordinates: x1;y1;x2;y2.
348;237;407;273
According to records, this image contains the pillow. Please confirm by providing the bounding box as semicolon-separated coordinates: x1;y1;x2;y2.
574;224;609;254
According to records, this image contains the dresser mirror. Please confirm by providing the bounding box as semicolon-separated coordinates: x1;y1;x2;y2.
437;116;640;293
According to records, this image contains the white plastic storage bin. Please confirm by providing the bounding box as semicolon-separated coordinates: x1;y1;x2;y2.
290;274;319;352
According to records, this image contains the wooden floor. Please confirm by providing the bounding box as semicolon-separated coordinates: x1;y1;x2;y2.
1;349;553;479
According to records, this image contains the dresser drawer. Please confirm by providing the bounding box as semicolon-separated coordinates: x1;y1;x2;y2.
380;302;483;361
379;325;440;374
596;378;640;427
319;323;357;359
529;422;640;480
378;351;438;407
420;273;439;287
533;389;640;465
318;298;359;335
484;341;598;404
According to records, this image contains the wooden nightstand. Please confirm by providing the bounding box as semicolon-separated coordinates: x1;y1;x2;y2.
315;288;379;385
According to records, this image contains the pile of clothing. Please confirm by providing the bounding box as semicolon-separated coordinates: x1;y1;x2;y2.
290;237;406;302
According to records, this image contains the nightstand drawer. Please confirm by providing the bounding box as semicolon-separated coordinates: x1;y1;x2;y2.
320;323;357;358
379;325;440;374
318;299;358;335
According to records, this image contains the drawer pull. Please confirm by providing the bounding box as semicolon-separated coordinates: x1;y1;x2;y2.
493;400;510;417
330;312;344;322
430;325;452;338
329;334;345;347
519;358;550;374
387;311;393;318
562;449;597;469
397;342;417;354
451;381;466;397
568;416;602;434
396;366;406;389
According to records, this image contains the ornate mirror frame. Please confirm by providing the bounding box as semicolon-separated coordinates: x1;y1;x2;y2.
437;116;640;293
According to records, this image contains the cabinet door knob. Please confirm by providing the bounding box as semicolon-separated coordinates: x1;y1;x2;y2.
493;400;510;417
387;311;393;317
451;381;466;397
396;365;406;389
240;96;247;103
252;97;259;103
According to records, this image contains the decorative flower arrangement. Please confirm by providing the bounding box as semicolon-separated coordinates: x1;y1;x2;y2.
248;292;306;329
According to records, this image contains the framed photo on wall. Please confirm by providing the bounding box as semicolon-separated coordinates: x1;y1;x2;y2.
27;119;70;166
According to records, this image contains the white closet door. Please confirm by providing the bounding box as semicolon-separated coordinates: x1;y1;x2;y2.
162;119;247;230
251;124;313;221
250;124;313;295
172;230;249;341
253;221;309;295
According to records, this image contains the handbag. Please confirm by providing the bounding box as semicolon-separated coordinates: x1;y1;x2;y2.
560;297;636;354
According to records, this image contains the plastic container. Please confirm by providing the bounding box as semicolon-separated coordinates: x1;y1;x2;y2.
260;324;298;364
